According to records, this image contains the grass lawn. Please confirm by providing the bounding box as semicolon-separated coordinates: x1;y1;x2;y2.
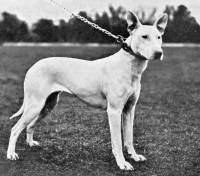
0;45;200;176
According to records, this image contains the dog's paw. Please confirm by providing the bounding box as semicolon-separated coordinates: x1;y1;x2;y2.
130;154;146;162
7;152;19;160
27;140;40;147
117;160;134;170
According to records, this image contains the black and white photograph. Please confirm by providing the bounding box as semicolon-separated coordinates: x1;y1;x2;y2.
0;0;200;175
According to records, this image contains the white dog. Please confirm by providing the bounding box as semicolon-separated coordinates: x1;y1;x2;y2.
7;12;168;170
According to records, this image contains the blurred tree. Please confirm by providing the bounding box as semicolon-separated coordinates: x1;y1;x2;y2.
162;5;175;42
32;19;59;42
164;5;200;43
108;5;128;38
59;19;70;42
16;22;29;41
135;7;157;25
73;11;97;42
94;12;113;43
0;12;30;42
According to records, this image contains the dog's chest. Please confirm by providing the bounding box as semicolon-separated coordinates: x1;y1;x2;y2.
77;92;107;109
123;82;140;112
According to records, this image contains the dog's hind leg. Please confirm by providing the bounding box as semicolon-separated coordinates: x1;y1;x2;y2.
26;116;40;147
7;98;46;160
26;92;60;147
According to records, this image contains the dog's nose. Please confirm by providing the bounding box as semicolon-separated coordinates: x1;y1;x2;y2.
154;51;163;60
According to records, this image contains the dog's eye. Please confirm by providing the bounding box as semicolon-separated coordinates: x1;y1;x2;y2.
158;36;161;39
142;35;148;39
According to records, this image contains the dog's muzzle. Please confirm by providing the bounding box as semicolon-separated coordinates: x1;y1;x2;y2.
154;51;163;60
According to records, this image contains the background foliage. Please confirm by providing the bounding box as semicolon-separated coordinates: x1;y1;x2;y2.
0;5;200;43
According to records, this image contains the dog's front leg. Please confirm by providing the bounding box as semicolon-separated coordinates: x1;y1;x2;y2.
107;104;133;170
123;105;146;162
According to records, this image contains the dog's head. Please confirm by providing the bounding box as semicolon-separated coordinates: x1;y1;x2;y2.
126;11;168;60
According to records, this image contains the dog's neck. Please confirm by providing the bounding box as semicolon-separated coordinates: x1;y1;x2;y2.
125;35;149;74
117;49;149;77
114;33;149;77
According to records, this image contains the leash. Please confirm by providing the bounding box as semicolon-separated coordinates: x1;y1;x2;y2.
49;0;146;59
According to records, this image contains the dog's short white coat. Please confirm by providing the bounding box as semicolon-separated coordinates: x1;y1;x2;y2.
7;12;168;170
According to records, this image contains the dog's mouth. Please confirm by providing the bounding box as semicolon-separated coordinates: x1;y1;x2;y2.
132;50;163;61
135;52;148;60
145;52;163;61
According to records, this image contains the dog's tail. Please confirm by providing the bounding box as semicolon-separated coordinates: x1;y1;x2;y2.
10;101;24;119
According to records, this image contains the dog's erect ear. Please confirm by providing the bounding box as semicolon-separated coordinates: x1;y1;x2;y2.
154;13;168;35
126;11;141;33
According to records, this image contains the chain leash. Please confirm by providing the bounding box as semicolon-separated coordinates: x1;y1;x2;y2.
49;0;126;44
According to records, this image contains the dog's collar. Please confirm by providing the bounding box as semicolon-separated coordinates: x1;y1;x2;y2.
117;35;147;60
120;43;147;60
